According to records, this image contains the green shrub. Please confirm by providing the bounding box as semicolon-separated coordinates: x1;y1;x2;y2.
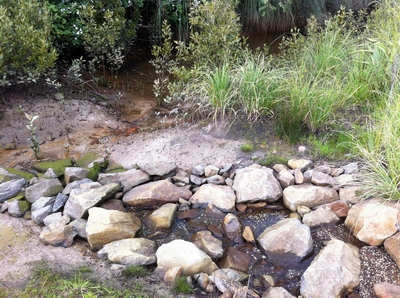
0;0;57;88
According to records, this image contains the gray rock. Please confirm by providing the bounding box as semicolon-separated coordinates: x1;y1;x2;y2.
31;196;55;212
69;218;87;239
97;238;157;266
283;184;338;212
52;193;69;212
258;218;313;265
137;160;177;177
25;178;63;203
64;167;89;184
302;208;339;228
156;239;219;276
64;183;121;220
142;203;177;232
190;175;202;186
189;184;235;212
7;200;30;217
39;224;77;247
98;169;150;193
0;178;27;202
32;205;53;225
345;198;399;246
123;179;191;209
192;164;206;176
233;165;282;203
343;162;358;174
300;239;360;298
0;167;21;183
86;207;141;250
62;178;94;195
339;187;362;204
205;175;225;185
43;212;70;227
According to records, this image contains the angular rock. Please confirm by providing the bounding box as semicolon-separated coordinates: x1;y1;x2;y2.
100;199;126;212
86;207;142;250
314;164;332;175
190;175;202;186
64;167;89;184
7;200;30;217
205;175;225;185
233;165;282;203
242;226;255;243
156;239;219;276
294;168;304;184
191;230;224;259
218;247;251;273
189;184;235;212
311;171;336;186
164;267;183;283
263;287;296;298
25;178;63;203
345;199;399;246
31;196;55;212
192;164;206;176
339;187;362;204
258;218;313;265
287;159;313;172
31;205;53;225
209;268;248;294
39;224;77;247
276;169;294;189
137;160;177;177
374;282;400;298
98;238;157;266
283;184;338;212
123;179;191;209
43;212;70;227
98;169;150;193
0;178;27;202
302;208;339;228
62;178;94;195
300;239;361;298
69;218;87;239
204;165;219;177
64;183;121;220
222;213;243;243
320;200;351;218
52;193;69;212
142;203;177;232
384;233;400;269
343;162;358;174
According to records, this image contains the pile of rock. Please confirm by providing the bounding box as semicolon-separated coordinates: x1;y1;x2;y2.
1;154;400;297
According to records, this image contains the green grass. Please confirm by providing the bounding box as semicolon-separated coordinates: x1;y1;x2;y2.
122;265;151;278
12;266;151;298
173;277;195;294
240;143;255;153
258;154;288;167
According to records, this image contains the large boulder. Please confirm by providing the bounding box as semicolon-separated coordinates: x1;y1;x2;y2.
345;198;399;246
300;239;361;298
232;165;282;203
98;238;157;266
156;239;219;276
189;184;236;212
86;207;141;250
64;183;121;220
257;218;313;265
123;179;192;209
97;169;150;193
283;184;338;212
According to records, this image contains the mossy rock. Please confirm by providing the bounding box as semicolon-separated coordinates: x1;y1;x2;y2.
6;168;35;181
86;163;101;181
75;152;107;168
17;200;31;213
32;159;73;177
104;163;126;173
8;193;25;202
258;154;288;167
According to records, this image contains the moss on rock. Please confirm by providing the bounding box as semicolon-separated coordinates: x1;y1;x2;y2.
31;159;73;177
6;168;35;181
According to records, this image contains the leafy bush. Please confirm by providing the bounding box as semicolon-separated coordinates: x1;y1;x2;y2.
0;0;57;88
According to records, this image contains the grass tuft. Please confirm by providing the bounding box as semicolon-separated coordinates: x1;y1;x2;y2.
173;277;196;294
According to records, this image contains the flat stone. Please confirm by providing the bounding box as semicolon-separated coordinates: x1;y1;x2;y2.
287;159;313;172
137;160;177;177
142;203;177;232
123;179;192;209
302;208;339;228
189;184;235;212
98;169;150;193
191;230;223;259
374;282;400;298
218;247;251;273
25;178;63;203
0;179;27;203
